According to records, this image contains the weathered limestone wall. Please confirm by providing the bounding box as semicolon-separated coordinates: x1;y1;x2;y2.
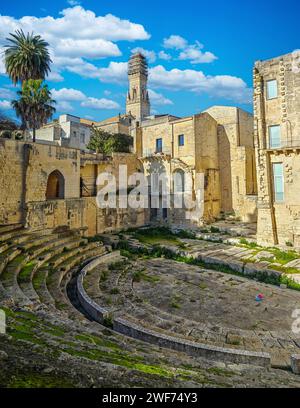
0;139;26;224
138;113;221;225
96;122;130;135
140;116;174;156
26;197;147;236
25;143;81;203
205;106;257;221
255;52;300;246
173;117;197;167
194;113;220;220
0;140;148;235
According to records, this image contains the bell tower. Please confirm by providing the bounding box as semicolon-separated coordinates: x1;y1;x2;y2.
126;53;150;122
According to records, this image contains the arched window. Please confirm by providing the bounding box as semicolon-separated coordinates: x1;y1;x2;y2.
46;170;65;200
173;169;185;193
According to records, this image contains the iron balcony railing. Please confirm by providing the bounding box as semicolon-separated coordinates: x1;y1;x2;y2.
142;147;172;158
266;139;300;150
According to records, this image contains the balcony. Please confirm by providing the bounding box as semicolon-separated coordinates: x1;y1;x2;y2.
265;139;300;152
142;147;172;158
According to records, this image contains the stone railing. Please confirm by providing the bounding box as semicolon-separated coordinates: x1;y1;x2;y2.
76;251;121;324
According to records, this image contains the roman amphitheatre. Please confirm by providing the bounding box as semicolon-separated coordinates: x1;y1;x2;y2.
0;18;300;388
1;222;300;388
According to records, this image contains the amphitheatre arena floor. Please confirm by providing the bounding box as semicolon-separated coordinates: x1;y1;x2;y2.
108;258;299;333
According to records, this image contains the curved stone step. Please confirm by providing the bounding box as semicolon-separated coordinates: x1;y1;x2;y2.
0;223;23;235
0;230;76;276
0;229;85;306
18;236;87;301
47;245;107;314
0;227;52;244
0;247;23;275
32;268;56;307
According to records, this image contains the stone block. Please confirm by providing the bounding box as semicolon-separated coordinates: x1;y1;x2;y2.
291;355;300;374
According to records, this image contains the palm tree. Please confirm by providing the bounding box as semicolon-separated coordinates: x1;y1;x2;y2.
12;79;56;142
5;29;52;85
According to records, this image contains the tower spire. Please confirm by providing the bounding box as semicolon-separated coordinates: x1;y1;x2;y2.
126;52;150;122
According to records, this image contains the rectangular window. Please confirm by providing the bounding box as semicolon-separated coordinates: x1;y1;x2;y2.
156;138;162;153
267;80;278;99
80;133;85;143
273;163;284;202
178;134;184;146
269;125;281;148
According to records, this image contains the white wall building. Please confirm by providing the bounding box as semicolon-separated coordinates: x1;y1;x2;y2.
34;114;91;150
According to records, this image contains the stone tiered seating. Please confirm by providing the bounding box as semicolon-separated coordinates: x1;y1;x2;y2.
2;224;300;386
19;233;88;300
46;243;107;314
0;226;107;309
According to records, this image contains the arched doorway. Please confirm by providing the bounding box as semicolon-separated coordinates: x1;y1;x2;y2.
173;169;185;193
46;170;65;200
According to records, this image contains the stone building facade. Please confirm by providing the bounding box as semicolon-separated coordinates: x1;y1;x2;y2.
254;51;300;246
0;51;259;234
126;53;257;225
95;113;133;135
0;139;147;235
33;114;92;150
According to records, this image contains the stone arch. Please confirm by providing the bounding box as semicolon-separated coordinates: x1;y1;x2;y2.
46;170;65;200
173;169;185;193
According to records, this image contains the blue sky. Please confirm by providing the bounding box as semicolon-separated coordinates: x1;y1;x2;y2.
0;0;299;121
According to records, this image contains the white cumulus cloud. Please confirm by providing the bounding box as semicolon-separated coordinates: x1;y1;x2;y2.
0;47;6;75
179;47;217;64
46;71;64;82
163;35;217;64
97;62;128;84
56;100;74;111
67;0;81;5
158;51;172;61
81;97;120;110
163;35;188;50
148;89;173;106
149;65;252;104
0;100;11;110
55;38;120;59
51;87;86;101
0;87;15;99
0;6;150;80
50;87;120;111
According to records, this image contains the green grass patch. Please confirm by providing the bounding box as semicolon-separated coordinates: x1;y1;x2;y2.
133;269;160;283
120;240;300;292
207;367;236;377
132;227;181;247
170;300;180;309
268;248;299;264
100;270;109;282
110;287;120;295
210;226;220;233
8;373;75;388
18;261;37;283
239;238;260;249
74;333;120;350
32;270;46;290
108;260;129;270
